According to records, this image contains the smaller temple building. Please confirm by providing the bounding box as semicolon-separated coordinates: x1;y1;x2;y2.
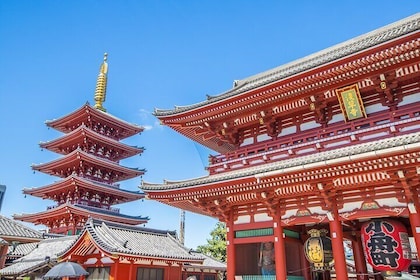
0;218;226;280
59;218;224;280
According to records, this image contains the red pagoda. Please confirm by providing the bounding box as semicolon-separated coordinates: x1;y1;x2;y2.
142;14;420;280
14;54;148;235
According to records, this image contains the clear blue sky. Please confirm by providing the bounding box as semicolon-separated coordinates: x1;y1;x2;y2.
0;1;418;249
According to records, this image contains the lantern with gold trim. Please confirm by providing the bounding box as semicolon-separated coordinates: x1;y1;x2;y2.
361;219;411;276
304;229;333;271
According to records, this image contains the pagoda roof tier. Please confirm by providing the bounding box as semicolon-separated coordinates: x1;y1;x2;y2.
32;148;145;182
45;103;143;140
39;124;144;161
23;174;145;203
13;202;149;226
141;131;420;216
153;13;420;153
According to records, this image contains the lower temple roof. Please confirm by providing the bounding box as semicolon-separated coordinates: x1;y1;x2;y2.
67;218;204;262
141;131;420;191
0;215;43;241
0;236;77;277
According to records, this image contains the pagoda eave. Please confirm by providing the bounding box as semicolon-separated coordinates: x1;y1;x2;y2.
14;203;148;226
23;175;145;202
32;149;145;181
39;125;144;160
45;103;143;140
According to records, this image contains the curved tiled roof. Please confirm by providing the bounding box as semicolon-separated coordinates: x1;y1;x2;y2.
0;236;77;276
23;175;145;202
7;242;38;259
14;203;149;226
82;218;203;262
186;251;226;270
76;204;149;221
154;13;420;116
39;124;144;160
45;102;143;138
141;131;420;191
0;215;43;240
32;148;146;181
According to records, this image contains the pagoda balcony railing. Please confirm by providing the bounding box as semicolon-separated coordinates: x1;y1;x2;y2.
77;200;120;213
208;102;420;174
95;205;120;213
236;276;303;280
81;175;121;189
47;202;120;214
47;205;58;210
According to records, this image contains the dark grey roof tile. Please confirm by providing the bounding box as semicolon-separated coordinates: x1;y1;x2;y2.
0;236;77;276
85;218;203;262
7;242;38;258
0;215;43;239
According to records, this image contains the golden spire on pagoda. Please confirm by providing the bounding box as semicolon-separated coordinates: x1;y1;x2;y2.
94;53;108;112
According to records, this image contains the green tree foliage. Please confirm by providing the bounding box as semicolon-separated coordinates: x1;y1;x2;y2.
197;222;227;262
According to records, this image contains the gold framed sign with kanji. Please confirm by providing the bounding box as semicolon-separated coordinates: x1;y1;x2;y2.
336;84;367;122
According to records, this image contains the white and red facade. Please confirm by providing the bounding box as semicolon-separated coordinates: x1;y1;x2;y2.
143;14;420;280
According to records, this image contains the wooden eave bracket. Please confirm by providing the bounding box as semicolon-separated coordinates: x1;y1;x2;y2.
396;169;418;203
317;183;332;210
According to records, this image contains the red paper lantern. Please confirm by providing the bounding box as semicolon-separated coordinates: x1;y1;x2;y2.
361;219;411;272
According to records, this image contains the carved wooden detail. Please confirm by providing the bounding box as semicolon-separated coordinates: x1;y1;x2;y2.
373;72;402;110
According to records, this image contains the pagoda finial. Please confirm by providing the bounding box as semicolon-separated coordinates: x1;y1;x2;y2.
94;53;108;112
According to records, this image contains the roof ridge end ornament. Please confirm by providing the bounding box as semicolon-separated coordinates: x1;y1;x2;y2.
94;53;108;112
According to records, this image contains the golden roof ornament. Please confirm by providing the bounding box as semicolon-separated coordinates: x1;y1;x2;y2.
94;53;108;112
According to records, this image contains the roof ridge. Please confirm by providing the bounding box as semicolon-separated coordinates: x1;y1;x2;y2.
90;217;173;235
99;221;127;249
154;13;420;116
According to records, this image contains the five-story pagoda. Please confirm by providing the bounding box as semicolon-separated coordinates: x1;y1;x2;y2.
14;54;148;235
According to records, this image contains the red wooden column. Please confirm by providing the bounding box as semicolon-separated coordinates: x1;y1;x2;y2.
328;203;348;280
351;233;368;280
399;171;420;261
128;261;134;279
273;213;287;280
0;244;8;268
113;259;119;279
408;201;420;261
166;263;172;280
299;236;312;280
226;212;236;280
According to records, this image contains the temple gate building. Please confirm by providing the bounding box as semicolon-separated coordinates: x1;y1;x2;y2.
141;14;420;280
14;54;148;235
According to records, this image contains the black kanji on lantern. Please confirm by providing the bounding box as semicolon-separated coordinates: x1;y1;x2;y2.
364;220;400;268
